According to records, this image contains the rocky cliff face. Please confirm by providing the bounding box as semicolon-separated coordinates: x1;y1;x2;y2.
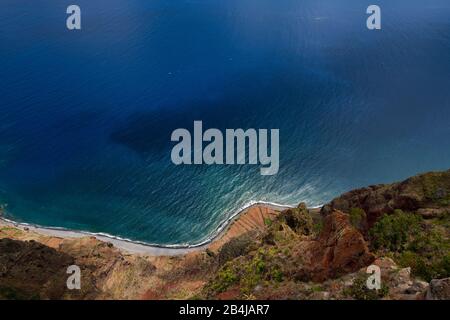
0;234;158;299
0;170;449;300
203;170;449;299
321;169;450;228
0;238;75;299
309;211;375;281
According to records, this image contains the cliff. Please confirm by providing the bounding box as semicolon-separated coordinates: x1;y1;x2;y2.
1;170;449;300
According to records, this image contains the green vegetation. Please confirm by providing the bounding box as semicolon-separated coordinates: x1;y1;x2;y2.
0;286;39;300
271;267;284;282
208;262;239;293
310;285;324;293
218;233;255;264
240;249;285;294
279;204;313;236
260;205;314;249
206;247;287;296
397;229;450;281
370;210;450;281
0;226;24;237
419;172;450;206
349;208;366;229
369;210;422;251
312;220;323;235
343;275;389;300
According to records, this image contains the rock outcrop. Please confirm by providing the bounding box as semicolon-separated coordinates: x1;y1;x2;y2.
295;210;375;282
426;278;450;300
321;170;450;228
1;169;449;300
0;230;158;299
0;238;76;299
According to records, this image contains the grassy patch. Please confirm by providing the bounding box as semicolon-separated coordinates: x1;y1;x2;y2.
0;226;24;237
312;220;323;236
264;218;272;226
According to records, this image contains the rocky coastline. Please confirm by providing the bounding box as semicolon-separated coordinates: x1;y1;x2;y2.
1;169;449;300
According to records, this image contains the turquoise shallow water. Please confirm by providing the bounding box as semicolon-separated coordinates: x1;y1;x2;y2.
0;0;450;245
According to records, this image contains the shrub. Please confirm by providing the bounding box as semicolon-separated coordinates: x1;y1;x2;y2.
218;233;254;264
279;206;313;235
344;275;389;300
370;210;450;281
255;260;265;274
369;210;421;252
271;268;283;282
398;250;450;282
349;208;366;229
312;220;323;235
209;263;239;293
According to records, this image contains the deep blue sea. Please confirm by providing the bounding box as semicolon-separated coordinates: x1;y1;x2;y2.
0;0;449;245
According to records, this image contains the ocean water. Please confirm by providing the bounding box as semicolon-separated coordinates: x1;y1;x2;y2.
0;0;449;245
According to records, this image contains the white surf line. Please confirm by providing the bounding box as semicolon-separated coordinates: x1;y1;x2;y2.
0;200;320;256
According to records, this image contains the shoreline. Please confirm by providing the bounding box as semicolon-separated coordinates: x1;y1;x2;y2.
0;201;301;256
